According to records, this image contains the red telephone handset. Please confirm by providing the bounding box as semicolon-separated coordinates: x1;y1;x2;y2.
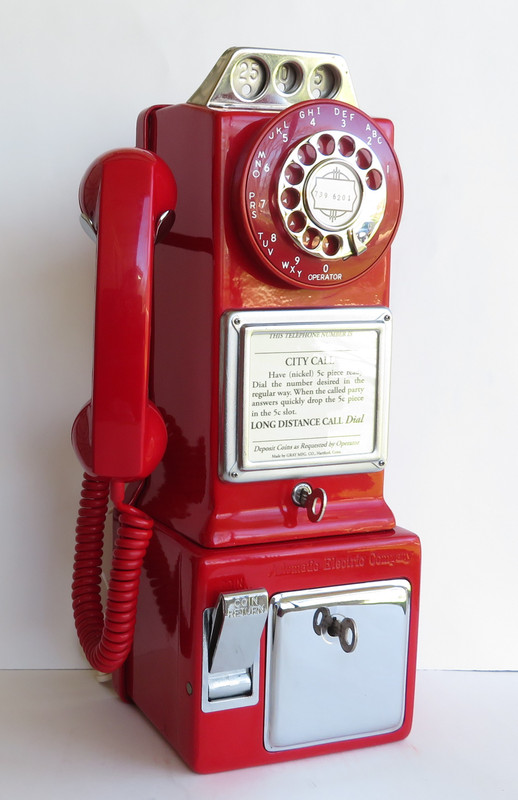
71;149;176;673
72;148;176;480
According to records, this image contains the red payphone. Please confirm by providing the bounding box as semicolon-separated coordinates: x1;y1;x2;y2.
71;47;420;773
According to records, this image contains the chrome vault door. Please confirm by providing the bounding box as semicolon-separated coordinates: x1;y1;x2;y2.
264;580;411;751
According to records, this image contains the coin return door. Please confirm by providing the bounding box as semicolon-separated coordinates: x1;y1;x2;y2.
202;590;268;712
264;580;412;751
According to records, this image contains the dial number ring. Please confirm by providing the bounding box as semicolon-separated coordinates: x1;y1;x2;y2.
241;100;402;288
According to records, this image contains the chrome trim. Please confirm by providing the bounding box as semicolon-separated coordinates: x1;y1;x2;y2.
155;209;176;243
79;212;97;241
187;47;357;110
264;580;411;751
208;590;268;675
220;307;392;482
202;589;268;712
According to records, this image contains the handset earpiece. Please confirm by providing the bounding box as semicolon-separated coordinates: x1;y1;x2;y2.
72;148;176;481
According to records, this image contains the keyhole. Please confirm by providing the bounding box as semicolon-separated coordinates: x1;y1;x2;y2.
312;607;358;653
326;617;342;637
291;483;327;523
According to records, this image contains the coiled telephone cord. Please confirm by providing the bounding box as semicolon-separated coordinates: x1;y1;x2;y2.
71;473;152;674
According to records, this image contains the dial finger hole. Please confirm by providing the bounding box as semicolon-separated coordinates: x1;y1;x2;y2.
288;211;306;233
322;235;341;256
285;163;304;185
366;169;383;190
338;135;355;158
281;188;301;209
298;143;317;166
356;148;373;169
302;227;322;250
317;134;335;156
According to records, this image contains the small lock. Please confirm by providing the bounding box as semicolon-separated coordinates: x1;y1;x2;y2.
292;482;327;523
313;606;358;653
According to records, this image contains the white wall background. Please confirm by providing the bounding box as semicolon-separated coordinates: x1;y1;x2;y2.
1;0;516;671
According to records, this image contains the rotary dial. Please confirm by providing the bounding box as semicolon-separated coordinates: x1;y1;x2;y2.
241;100;402;288
277;130;386;260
